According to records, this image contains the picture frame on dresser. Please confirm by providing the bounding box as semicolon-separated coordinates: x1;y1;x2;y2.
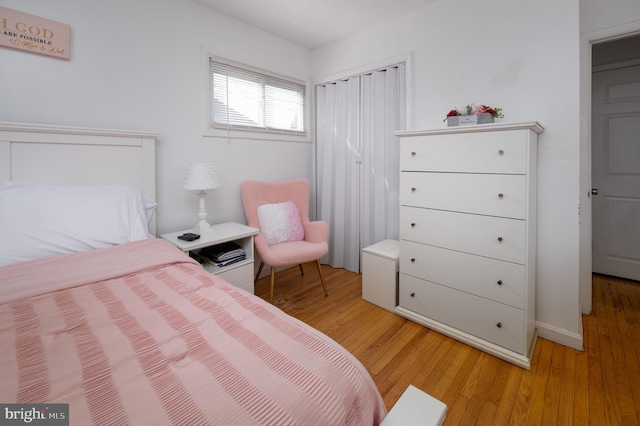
395;122;544;369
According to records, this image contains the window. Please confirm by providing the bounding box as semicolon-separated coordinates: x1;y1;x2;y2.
210;58;306;135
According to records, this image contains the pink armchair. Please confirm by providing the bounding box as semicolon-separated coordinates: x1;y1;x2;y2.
241;179;329;304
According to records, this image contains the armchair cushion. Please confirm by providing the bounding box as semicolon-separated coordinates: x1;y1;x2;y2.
263;240;328;266
257;201;305;245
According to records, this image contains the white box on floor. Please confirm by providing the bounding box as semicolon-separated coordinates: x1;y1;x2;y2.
362;239;399;312
381;385;447;426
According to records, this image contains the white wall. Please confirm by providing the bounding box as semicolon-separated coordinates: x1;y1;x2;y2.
0;0;313;234
312;0;584;349
580;0;640;35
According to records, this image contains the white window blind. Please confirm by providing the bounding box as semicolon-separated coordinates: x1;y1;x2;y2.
210;58;306;134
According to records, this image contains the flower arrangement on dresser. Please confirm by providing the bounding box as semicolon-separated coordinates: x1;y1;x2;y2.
444;104;504;126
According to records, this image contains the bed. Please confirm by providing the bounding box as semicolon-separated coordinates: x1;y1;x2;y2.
0;123;387;425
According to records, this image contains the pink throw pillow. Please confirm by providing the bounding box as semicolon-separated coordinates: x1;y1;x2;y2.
257;201;305;245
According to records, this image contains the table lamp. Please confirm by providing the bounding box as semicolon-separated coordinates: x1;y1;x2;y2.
184;163;220;234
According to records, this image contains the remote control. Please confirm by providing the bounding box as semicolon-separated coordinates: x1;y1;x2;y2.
178;233;200;241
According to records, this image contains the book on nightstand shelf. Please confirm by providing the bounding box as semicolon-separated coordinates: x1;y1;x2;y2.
190;241;246;268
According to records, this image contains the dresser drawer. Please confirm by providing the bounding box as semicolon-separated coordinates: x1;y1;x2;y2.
400;172;527;219
400;240;525;308
215;262;255;293
400;207;526;264
399;274;525;354
400;131;528;174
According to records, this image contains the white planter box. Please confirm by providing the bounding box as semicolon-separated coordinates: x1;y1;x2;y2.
446;113;494;126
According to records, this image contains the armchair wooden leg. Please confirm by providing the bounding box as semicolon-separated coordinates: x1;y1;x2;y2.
298;264;304;276
255;262;264;284
270;266;276;304
316;260;328;297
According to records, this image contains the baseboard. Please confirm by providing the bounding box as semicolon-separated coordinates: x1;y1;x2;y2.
535;320;584;351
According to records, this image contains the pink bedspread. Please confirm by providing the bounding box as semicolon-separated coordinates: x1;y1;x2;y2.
0;239;386;425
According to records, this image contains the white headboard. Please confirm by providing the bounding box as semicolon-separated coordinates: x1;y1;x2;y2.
0;122;158;235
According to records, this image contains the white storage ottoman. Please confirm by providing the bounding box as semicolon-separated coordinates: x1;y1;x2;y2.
362;239;399;312
381;385;447;426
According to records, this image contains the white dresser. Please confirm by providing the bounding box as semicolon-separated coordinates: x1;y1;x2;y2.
395;122;543;369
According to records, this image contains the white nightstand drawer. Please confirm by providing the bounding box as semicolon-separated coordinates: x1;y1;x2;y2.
399;274;526;354
400;130;528;174
400;207;526;264
216;263;254;293
400;240;525;309
400;172;527;219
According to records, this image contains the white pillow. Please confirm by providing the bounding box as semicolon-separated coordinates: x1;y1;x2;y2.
257;201;305;245
0;182;157;266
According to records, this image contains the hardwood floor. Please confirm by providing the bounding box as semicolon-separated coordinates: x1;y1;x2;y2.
254;265;640;425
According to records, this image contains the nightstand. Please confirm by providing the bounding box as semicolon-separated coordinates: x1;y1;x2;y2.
161;222;259;294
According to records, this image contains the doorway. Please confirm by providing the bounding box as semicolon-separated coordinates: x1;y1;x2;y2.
591;34;640;282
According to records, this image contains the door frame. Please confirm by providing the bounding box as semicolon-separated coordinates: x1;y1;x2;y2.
580;24;640;315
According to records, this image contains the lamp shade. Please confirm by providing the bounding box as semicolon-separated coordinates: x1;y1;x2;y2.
184;163;221;191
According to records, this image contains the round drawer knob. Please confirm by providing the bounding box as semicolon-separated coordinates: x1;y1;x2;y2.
498;193;504;198
411;222;416;227
497;237;503;242
410;292;416;297
497;280;503;285
498;149;504;155
411;258;416;262
411;187;416;192
411;151;417;156
497;322;502;328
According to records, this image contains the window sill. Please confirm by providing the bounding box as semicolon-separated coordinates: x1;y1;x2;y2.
203;127;311;143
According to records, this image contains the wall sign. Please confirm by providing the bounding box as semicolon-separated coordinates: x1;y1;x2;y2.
0;6;70;59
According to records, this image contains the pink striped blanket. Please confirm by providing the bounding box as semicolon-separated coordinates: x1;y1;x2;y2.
0;239;386;425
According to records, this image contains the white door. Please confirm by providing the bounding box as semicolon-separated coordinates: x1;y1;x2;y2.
592;65;640;281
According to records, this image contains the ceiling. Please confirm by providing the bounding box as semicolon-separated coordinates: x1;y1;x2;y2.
192;0;438;50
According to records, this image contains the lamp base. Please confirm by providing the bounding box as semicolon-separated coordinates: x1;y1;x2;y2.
192;221;212;234
191;189;213;234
